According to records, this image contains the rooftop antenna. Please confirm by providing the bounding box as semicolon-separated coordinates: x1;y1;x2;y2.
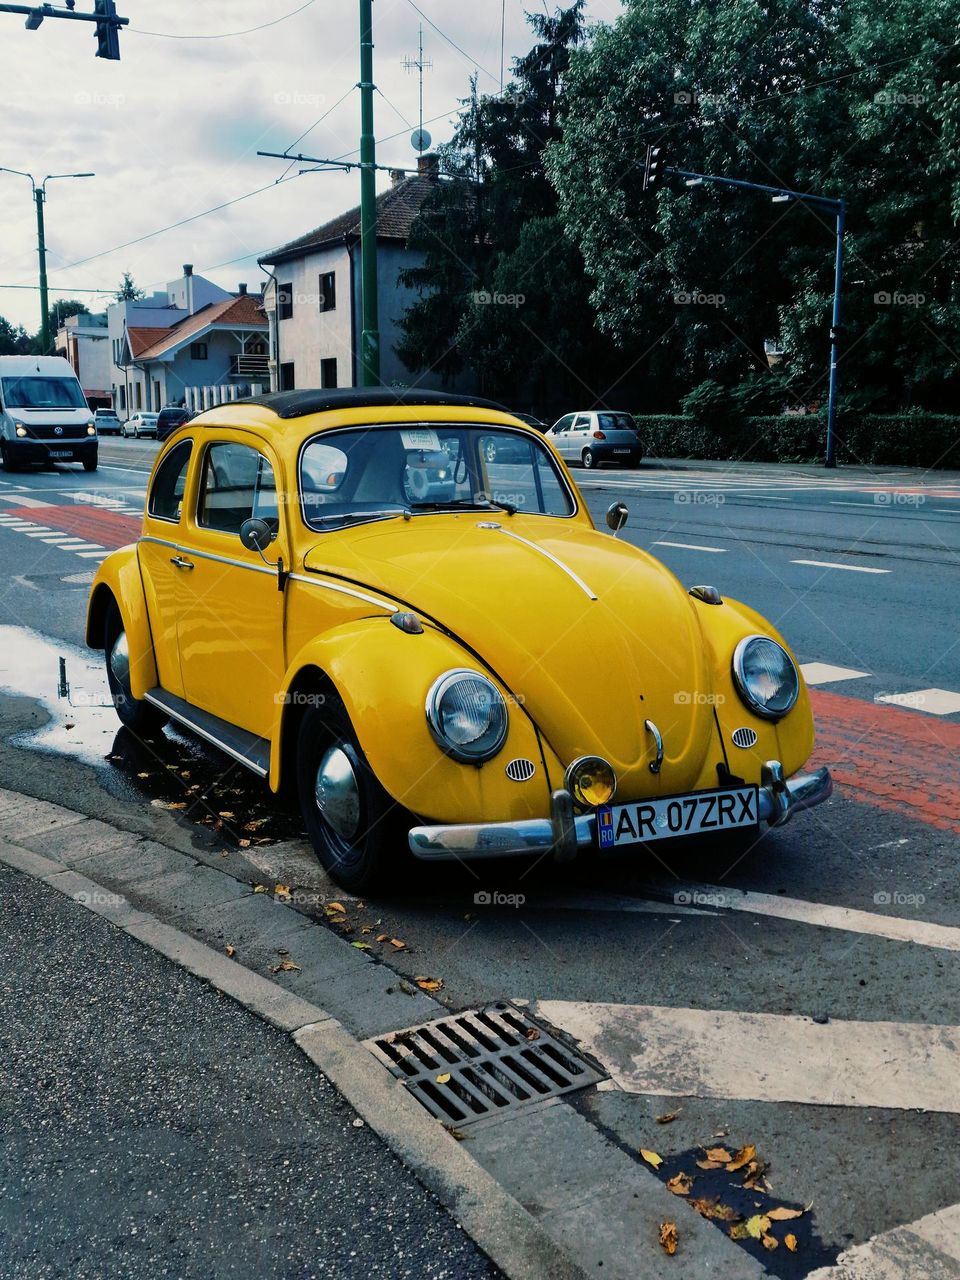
402;24;433;152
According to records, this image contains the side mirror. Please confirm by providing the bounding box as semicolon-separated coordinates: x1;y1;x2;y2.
606;501;629;535
239;517;275;553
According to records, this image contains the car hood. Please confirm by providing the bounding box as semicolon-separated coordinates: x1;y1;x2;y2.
302;515;715;784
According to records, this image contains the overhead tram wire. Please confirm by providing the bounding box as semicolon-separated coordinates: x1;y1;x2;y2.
129;1;317;40
276;84;359;181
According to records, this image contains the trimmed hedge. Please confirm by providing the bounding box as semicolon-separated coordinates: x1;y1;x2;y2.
637;413;960;469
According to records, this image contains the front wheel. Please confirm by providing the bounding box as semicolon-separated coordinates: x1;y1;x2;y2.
296;698;405;893
103;599;167;736
83;453;98;472
0;441;19;473
582;449;596;469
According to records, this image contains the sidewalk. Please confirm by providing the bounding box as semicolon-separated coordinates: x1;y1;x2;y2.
642;455;960;482
0;863;499;1280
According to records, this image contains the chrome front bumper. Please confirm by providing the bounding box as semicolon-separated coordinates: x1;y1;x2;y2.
407;760;833;862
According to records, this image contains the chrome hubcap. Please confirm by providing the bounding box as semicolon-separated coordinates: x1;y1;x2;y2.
314;746;361;841
109;630;130;687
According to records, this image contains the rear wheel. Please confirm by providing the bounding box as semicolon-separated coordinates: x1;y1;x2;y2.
103;599;167;736
582;449;596;469
296;696;405;893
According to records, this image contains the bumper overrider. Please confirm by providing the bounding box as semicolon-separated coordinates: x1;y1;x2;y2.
407;760;833;861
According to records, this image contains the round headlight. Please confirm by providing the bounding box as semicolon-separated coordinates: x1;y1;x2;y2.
565;756;617;808
426;669;508;764
732;635;800;720
15;425;27;437
87;424;96;435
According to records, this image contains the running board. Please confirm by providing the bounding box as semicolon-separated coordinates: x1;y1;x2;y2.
144;688;271;778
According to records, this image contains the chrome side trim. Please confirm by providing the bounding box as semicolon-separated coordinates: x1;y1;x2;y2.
139;535;275;576
143;692;269;777
495;528;597;600
287;572;396;611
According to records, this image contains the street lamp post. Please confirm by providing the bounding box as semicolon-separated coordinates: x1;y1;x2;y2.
0;168;95;354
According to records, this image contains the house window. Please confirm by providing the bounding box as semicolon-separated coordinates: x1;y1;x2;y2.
190;342;208;360
319;272;336;313
320;358;338;389
278;283;294;321
279;362;296;391
134;383;142;410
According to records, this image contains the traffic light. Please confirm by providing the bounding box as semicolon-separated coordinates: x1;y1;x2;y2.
94;0;121;60
643;144;667;191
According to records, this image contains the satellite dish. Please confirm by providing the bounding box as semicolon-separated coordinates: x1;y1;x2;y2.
411;128;432;154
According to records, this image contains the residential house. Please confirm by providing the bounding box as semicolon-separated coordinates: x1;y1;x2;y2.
56;311;112;408
258;154;458;393
107;266;269;417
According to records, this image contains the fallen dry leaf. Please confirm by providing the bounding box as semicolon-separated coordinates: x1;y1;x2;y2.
525;1027;541;1041
690;1198;740;1222
657;1110;681;1124
658;1221;679;1256
436;1073;451;1084
275;884;290;897
225;945;236;958
726;1144;757;1172
389;938;406;950
415;976;443;992
351;941;371;950
745;1214;771;1239
785;1233;798;1253
705;1147;733;1162
696;1159;724;1170
326;901;346;914
137;771;150;779
666;1172;693;1196
640;1149;663;1169
767;1206;804;1221
376;933;389;942
218;811;235;819
762;1234;779;1251
253;884;268;893
271;959;301;973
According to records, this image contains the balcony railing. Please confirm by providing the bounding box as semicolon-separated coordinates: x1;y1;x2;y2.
229;354;270;378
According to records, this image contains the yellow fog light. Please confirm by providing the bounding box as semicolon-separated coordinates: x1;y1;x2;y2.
565;756;617;808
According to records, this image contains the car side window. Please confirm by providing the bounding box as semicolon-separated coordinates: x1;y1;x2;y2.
198;442;278;536
148;440;192;523
573;414;590;430
553;415;574;433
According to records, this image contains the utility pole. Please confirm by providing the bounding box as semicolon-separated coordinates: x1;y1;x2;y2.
645;147;845;469
0;168;95;354
358;0;380;385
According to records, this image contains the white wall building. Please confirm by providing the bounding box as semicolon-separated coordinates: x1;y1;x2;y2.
56;311;112;408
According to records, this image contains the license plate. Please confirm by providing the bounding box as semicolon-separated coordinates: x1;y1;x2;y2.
49;450;73;458
597;786;759;849
613;448;630;454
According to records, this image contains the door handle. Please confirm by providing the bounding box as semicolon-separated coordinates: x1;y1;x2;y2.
170;555;194;570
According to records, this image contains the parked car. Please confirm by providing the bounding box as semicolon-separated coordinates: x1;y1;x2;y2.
0;354;97;472
86;387;830;893
156;406;191;442
123;412;159;439
545;410;643;468
479;412;551;464
94;407;123;436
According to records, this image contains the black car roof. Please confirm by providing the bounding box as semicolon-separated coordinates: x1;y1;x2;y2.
234;388;509;421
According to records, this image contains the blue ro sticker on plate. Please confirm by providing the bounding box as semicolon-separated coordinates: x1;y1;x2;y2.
597;806;615;849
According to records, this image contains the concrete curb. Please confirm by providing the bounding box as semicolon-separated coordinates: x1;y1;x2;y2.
0;827;587;1280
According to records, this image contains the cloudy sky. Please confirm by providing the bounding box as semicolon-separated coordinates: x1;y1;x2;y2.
0;0;621;334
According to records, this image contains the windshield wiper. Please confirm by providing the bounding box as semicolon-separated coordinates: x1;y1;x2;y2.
311;507;412;527
409;498;517;516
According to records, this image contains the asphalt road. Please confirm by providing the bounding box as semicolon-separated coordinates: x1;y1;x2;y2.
1;442;959;1277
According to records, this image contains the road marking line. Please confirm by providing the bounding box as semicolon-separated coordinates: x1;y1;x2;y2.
75;550;108;559
829;500;875;508
21;528;54;536
0;494;50;508
807;1202;960;1279
654;540;726;553
800;661;871;685
792;558;891;574
876;688;960;717
532;1001;960;1114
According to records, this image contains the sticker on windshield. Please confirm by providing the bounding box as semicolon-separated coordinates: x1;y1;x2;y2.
400;427;441;452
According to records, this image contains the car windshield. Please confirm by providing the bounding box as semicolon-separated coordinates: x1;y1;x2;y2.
2;376;86;410
300;424;575;529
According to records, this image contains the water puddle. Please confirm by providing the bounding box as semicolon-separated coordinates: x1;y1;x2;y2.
0;623;302;848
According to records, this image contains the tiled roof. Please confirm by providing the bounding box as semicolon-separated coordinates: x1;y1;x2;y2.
132;294;266;363
260;175;438;264
127;327;170;357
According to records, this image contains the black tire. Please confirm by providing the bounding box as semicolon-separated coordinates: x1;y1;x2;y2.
83;453;98;472
582;449;596;469
1;441;22;472
103;599;167;736
296;696;405;893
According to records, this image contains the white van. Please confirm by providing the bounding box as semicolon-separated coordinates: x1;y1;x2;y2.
0;355;97;472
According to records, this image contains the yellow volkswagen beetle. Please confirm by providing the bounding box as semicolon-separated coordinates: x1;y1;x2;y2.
86;389;831;892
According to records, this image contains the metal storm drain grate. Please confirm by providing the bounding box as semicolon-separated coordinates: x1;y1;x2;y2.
364;1001;606;1125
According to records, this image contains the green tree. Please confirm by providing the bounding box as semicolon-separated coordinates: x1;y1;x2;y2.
114;271;145;301
42;298;90;346
547;0;960;415
0;315;32;355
